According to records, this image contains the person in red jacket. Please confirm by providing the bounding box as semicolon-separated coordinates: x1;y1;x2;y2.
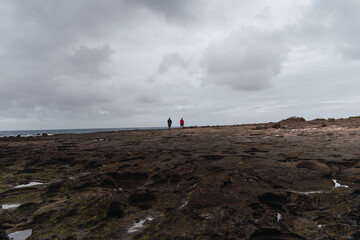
180;118;184;128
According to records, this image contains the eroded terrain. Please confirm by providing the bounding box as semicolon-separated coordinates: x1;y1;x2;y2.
1;117;360;239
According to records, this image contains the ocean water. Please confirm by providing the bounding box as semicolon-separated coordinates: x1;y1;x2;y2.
0;127;166;137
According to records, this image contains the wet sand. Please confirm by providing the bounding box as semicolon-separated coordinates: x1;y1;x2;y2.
1;117;360;239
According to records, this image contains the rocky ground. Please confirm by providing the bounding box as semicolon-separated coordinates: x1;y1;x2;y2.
1;117;360;239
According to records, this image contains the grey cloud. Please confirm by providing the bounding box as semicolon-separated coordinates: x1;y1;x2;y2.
65;45;114;80
294;0;360;61
0;1;128;121
127;0;202;24
135;90;161;104
202;29;289;91
157;52;188;73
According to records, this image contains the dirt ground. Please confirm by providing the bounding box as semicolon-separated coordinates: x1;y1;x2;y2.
1;117;360;239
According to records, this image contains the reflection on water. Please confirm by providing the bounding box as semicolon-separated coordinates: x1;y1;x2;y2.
292;191;324;195
8;229;32;240
14;182;43;188
178;200;189;209
2;204;21;209
128;217;154;233
332;179;349;188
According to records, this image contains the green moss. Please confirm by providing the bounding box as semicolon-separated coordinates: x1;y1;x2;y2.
140;233;150;240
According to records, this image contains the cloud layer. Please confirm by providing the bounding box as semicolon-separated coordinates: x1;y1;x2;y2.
1;0;360;130
202;29;289;91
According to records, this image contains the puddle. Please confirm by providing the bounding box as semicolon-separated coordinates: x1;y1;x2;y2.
128;217;154;233
332;179;349;188
178;200;189;209
113;188;124;192
292;191;324;195
200;213;213;220
2;204;21;209
92;138;105;141
8;229;32;240
14;182;43;188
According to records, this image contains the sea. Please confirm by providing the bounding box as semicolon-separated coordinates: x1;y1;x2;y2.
0;127;166;138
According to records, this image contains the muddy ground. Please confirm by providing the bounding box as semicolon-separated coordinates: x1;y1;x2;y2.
1;117;360;239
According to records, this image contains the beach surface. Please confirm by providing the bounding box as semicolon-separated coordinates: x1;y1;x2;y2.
1;117;360;239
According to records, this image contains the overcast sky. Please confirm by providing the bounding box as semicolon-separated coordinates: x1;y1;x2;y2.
1;0;360;130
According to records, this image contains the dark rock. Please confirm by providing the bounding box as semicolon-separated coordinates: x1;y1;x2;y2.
107;172;148;189
249;229;307;240
129;193;157;210
32;210;57;224
169;174;181;183
99;176;116;188
201;155;225;161
54;157;74;163
46;181;64;194
296;161;317;170
258;192;287;210
64;237;76;240
272;123;281;129
244;148;268;153
352;231;360;239
280;116;306;122
250;203;266;219
349;208;360;221
73;181;97;190
0;230;9;240
107;201;125;218
221;180;232;188
351;189;360;198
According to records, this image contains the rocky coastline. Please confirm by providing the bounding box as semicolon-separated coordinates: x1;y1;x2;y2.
1;117;360;239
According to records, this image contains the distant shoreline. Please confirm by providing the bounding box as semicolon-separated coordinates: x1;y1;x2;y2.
0;127;167;137
2;115;360;137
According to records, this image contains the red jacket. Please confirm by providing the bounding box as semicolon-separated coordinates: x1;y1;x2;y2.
180;119;184;125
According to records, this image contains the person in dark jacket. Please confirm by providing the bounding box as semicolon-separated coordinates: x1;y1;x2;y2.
167;118;172;130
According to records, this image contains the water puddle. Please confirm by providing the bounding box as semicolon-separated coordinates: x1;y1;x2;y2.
8;229;32;240
292;191;324;195
92;138;105;141
332;179;349;188
128;217;154;233
2;204;21;209
14;182;43;188
178;200;189;209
